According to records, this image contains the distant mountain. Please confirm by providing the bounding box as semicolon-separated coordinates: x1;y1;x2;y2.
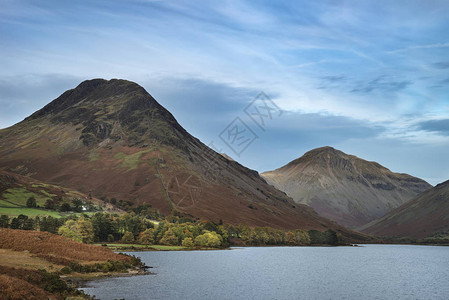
0;79;365;238
361;180;449;238
261;147;431;228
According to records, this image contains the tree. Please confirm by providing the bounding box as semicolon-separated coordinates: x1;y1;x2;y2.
294;229;311;245
10;214;30;230
91;213;113;242
58;220;79;241
182;237;194;247
285;231;296;245
77;217;95;243
72;199;83;212
121;231;135;244
39;216;62;233
138;228;155;245
58;218;94;243
324;230;339;245
160;229;178;245
59;202;71;212
0;215;9;228
22;218;34;230
44;199;55;210
26;197;37;208
10;217;20;229
194;231;223;248
107;234;115;243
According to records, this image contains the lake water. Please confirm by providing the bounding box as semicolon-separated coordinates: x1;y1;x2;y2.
82;245;449;299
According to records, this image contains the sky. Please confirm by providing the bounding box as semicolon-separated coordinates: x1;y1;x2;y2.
1;0;449;185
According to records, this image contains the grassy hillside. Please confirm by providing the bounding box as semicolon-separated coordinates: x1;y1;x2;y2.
0;171;120;218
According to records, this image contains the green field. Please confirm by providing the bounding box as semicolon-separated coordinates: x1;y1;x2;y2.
0;206;97;218
0;207;63;218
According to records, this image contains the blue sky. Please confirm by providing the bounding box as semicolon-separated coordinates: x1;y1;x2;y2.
1;0;449;185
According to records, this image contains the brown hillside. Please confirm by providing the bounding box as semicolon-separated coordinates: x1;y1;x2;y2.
361;180;449;238
0;228;129;263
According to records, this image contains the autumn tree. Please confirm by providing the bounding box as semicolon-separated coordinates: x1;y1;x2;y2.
294;229;311;245
138;228;155;245
195;231;223;248
285;231;296;245
58;218;94;243
182;237;194;247
159;229;178;246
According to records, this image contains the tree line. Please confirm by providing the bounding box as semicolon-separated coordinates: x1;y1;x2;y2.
0;209;342;247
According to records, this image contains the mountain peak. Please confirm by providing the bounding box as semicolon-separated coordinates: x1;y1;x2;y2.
28;78;148;119
304;146;343;156
285;146;347;168
23;78;189;148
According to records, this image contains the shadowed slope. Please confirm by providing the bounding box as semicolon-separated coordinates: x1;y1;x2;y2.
361;180;449;238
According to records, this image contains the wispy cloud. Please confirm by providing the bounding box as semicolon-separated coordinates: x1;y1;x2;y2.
388;42;449;53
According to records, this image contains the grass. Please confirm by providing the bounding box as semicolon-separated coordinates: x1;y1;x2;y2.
39;190;56;198
98;243;187;251
113;149;153;170
147;245;186;250
0;207;63;218
0;249;61;272
0;207;97;218
1;187;49;207
89;150;100;161
0;199;20;208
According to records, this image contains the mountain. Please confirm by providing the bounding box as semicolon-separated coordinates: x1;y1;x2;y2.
261;147;431;228
361;180;449;239
0;79;365;238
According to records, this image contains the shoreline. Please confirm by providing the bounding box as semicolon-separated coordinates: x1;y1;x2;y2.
63;266;152;289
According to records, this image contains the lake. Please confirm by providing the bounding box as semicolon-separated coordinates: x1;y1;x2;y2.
82;245;449;299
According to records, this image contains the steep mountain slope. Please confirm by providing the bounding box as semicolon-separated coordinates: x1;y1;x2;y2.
0;79;365;238
361;180;449;238
261;147;431;228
